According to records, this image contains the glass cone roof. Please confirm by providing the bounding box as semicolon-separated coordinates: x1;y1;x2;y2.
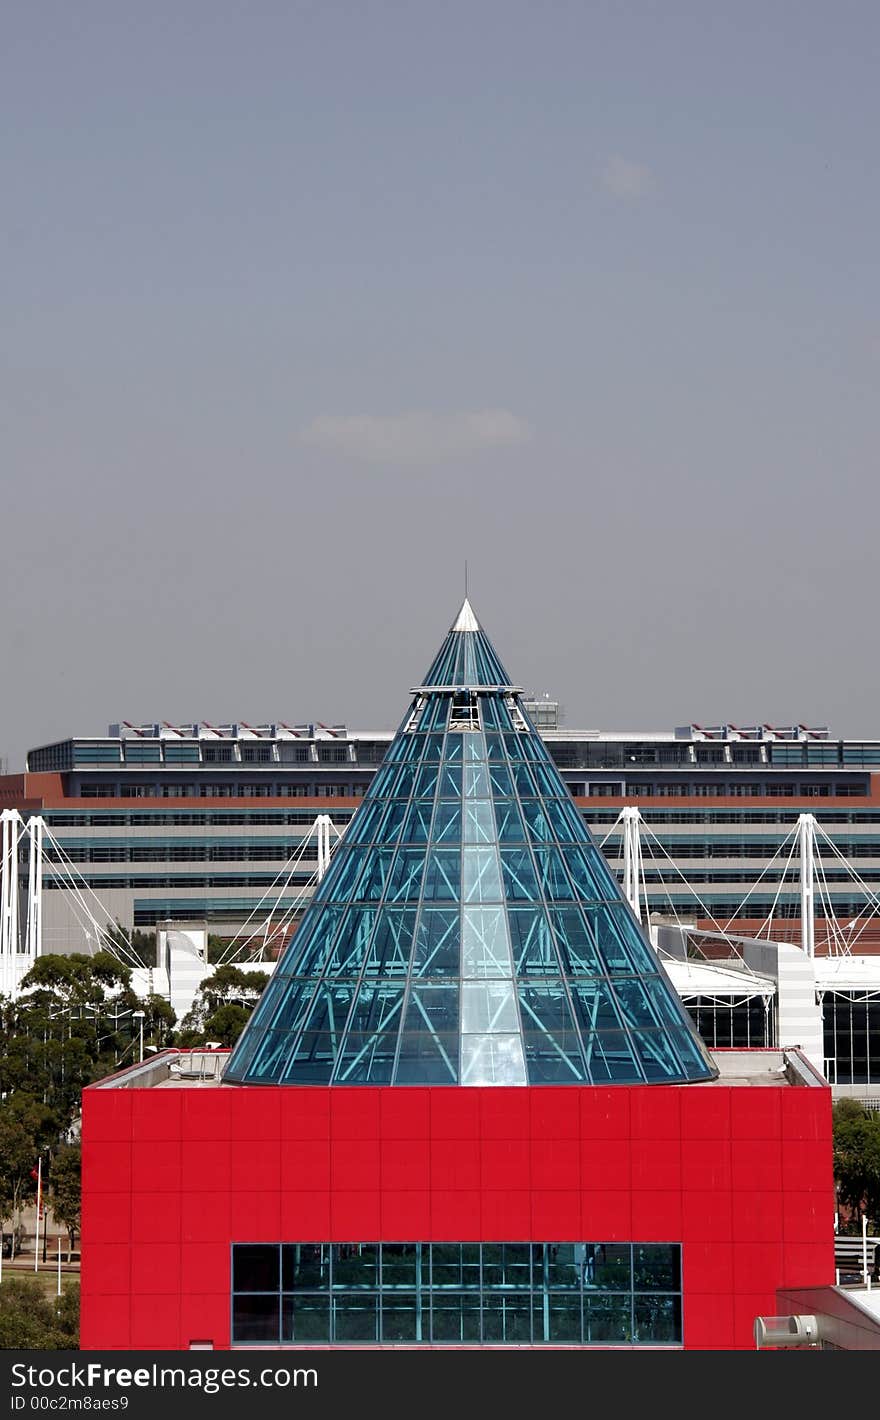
224;600;717;1088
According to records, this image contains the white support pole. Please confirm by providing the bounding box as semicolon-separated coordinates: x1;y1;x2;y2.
798;813;816;959
863;1214;869;1289
57;1235;61;1297
25;816;43;967
621;807;645;924
1;810;22;999
315;814;332;883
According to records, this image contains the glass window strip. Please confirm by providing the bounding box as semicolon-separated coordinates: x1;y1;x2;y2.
231;1242;682;1346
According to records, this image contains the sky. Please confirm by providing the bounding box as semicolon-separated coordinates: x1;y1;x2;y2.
2;1;879;769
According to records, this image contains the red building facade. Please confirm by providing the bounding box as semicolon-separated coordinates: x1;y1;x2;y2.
80;1060;834;1351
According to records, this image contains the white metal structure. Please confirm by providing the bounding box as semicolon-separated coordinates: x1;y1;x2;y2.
621;806;646;924
0;809;22;996
799;813;817;959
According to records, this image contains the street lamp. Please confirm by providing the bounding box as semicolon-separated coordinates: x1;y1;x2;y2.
132;1011;145;1064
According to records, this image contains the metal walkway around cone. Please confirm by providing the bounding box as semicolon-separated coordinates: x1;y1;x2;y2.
224;600;717;1087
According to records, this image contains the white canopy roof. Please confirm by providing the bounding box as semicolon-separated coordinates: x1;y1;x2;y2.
662;957;776;1000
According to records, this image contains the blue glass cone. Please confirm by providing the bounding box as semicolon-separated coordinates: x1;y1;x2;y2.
225;602;717;1086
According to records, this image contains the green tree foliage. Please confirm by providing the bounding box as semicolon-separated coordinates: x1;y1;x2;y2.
833;1099;880;1226
0;1095;57;1259
0;1278;79;1349
49;1144;81;1262
103;920;154;966
177;965;269;1046
0;955;177;1121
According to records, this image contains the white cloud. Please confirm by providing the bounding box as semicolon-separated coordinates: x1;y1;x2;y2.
601;155;655;200
299;409;533;466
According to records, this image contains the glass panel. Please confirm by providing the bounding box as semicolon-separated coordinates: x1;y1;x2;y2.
642;974;689;1027
488;763;515;796
633;1244;678;1292
233;1294;279;1343
291;905;348;975
494;800;525;842
544;797;577;842
462;846;503;903
463;733;487;762
278;1030;336;1083
443;734;463;762
281;1296;329;1342
354;848;395;902
398;986;459;1083
482;1297;532;1343
532;845;575;900
376;800;407;845
482;1243;531;1290
550;907;602;974
589;905;637;971
333;1030;399;1084
413;766;439;801
563;845;608;900
233;1244;279;1293
546;1295;582;1343
400;798;434;844
460;1032;527;1085
461;981;519;1034
381;1244;421;1289
569;979;625;1034
412;908;460;976
432;802;462;844
430;1244;481;1290
462;799;495;844
584;1294;632;1344
326;907;375;975
430;1294;482;1343
629;1025;682;1082
463;762;490;798
364;909;417;975
581;1029;643;1084
508;908;559;974
521;799;554;843
586;1244;632;1291
613;977;661;1031
499;847;541;901
510;762;538;797
544;1243;583;1290
518;984;583;1051
422;849;460;901
437;764;462;798
265;978;320;1035
332;1297;378;1342
634;1295;681;1344
381;1295;420;1342
345;983;405;1036
462;906;512;976
332;1244;379;1288
282;1244;329;1291
384;849;427;904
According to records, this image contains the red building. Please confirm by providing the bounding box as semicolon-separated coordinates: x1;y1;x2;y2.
80;1048;833;1350
79;602;836;1350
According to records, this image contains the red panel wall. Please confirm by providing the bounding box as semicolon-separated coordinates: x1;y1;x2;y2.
80;1082;834;1351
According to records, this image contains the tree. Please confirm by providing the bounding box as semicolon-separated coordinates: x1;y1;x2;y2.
50;1144;81;1262
0;1095;57;1259
177;966;268;1045
833;1099;880;1227
0;1277;79;1349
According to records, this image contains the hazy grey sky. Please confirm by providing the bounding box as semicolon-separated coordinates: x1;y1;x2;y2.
3;2;879;769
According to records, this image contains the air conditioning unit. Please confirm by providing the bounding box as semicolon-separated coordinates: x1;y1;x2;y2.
754;1314;820;1348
